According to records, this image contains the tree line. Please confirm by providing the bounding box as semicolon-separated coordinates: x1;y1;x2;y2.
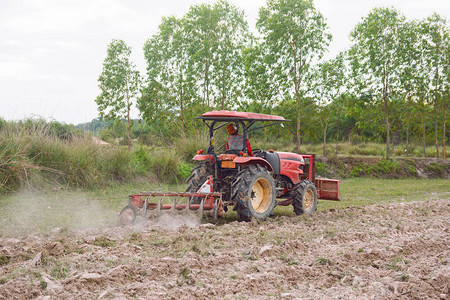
95;0;449;159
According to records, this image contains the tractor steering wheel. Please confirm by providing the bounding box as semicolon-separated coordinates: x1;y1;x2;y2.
252;148;263;157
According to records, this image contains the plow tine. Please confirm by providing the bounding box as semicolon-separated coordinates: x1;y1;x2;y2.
198;199;204;220
156;197;163;216
142;197;148;220
185;198;191;216
171;196;178;213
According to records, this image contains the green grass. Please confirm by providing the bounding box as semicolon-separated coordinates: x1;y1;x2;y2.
274;178;449;216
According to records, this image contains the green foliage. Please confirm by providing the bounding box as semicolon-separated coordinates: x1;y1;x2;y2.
84;3;448;153
0;120;150;193
96;39;141;145
140;1;250;137
173;135;208;162
349;134;363;145
350;159;402;178
425;162;447;178
257;0;332;150
147;149;194;184
315;161;332;178
178;162;194;181
349;7;406;159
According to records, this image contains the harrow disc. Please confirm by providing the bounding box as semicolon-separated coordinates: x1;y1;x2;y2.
117;204;137;226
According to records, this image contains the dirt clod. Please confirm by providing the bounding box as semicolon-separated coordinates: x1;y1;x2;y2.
45;242;65;256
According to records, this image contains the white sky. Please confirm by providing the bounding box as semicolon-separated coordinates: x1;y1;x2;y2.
0;0;448;124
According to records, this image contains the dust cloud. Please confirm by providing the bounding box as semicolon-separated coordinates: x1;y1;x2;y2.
0;190;117;237
150;213;201;231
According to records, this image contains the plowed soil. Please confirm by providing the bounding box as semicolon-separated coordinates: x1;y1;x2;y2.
1;199;449;299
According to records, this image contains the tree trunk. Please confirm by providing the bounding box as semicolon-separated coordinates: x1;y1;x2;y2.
296;99;301;153
405;97;412;157
126;87;131;147
443;102;447;160
422;98;427;158
336;118;339;156
383;70;390;159
434;68;439;159
384;97;390;159
127;109;131;147
435;108;439;159
323;121;328;157
180;96;185;138
406;119;409;157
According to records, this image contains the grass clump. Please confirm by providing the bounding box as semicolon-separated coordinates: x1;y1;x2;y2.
351;159;402;178
0;119;151;193
425;162;447;178
93;236;116;248
0;255;10;266
148;149;194;184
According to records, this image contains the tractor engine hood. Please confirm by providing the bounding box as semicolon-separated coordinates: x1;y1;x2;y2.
276;152;305;164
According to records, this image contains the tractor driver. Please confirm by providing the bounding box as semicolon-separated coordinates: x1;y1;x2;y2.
226;123;253;156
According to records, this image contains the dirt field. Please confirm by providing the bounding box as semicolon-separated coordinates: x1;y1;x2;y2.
1;195;449;300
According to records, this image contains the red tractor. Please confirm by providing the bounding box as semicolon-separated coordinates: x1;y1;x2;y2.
118;111;340;225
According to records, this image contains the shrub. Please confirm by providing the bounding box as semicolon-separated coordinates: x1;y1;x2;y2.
131;145;152;174
99;128;115;144
394;148;403;156
178;162;195;181
350;134;363;145
425;162;447;178
102;146;133;181
149;150;181;184
350;159;401;178
174;135;207;163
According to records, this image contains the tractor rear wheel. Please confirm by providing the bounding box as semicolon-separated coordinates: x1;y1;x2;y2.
292;180;318;215
185;162;214;192
231;165;276;221
185;162;214;203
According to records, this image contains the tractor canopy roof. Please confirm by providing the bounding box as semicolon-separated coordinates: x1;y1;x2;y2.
198;110;289;122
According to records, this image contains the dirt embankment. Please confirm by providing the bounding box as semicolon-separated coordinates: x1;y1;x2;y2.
1;198;449;299
316;157;450;179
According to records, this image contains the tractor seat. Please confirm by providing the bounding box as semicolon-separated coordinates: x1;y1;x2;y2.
261;151;280;174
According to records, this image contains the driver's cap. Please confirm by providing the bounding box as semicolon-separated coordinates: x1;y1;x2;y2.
226;123;237;135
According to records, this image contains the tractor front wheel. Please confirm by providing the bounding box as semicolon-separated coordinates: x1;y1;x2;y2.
292;180;318;215
232;165;276;221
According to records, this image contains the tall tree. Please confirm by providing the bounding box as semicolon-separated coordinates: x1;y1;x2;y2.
242;41;281;112
96;39;141;145
443;39;449;160
140;16;197;137
420;14;449;159
257;0;331;152
397;19;420;156
349;7;405;158
314;52;346;156
185;0;250;110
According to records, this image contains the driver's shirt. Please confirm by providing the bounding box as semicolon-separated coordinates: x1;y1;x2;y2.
226;134;253;156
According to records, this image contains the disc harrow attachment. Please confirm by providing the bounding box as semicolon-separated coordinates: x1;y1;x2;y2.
118;191;224;226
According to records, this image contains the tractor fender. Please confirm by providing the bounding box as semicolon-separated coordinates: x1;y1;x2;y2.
233;157;273;172
277;152;305;185
192;154;214;163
